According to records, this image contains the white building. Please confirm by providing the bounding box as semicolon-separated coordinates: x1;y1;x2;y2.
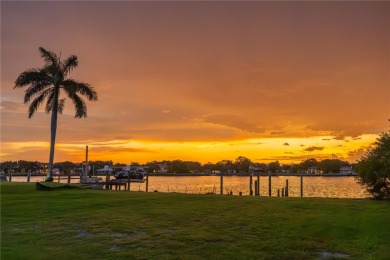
306;166;322;174
339;166;355;175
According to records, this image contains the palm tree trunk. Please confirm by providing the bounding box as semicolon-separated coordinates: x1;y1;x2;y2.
46;87;59;182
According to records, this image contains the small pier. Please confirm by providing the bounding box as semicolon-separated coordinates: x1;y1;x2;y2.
103;179;145;191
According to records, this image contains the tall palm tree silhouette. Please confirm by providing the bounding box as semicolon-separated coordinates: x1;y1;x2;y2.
15;47;98;181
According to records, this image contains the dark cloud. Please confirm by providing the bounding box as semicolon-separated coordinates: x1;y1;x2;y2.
270;131;285;135
304;146;325;152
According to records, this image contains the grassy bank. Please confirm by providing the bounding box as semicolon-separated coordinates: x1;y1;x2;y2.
1;182;389;259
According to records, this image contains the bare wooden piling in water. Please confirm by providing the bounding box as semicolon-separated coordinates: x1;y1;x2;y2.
27;171;31;183
285;179;289;197
254;180;258;195
9;172;12;182
249;172;253;196
220;171;224;194
57;174;60;183
145;173;149;192
282;187;285;197
277;189;280;197
105;172;109;190
127;172;130;191
268;172;272;196
256;172;260;196
85;145;89;178
67;173;71;184
300;173;303;197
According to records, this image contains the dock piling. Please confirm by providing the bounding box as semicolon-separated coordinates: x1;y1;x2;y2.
254;180;258;195
268;172;272;196
300;173;303;197
105;172;109;190
127;172;130;191
220;171;224;194
145;173;149;192
249;172;253;196
285;179;289;197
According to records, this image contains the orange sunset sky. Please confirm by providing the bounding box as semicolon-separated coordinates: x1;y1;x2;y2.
1;1;389;164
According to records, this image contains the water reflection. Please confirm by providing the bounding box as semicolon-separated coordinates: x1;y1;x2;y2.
10;175;369;198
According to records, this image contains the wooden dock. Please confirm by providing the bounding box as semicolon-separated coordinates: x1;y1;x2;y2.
100;179;145;191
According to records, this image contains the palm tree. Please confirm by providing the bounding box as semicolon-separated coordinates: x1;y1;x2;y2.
14;47;98;181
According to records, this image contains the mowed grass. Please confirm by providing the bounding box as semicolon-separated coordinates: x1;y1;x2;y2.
1;182;389;259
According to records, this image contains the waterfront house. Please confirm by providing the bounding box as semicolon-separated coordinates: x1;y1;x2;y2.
339;166;355;175
306;166;322;174
157;163;168;173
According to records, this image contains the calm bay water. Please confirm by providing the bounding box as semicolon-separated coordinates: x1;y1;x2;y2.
10;175;369;199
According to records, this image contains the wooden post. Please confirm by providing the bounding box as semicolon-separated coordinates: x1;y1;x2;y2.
277;189;280;197
300;173;303;197
127;171;130;191
257;172;260;196
57;174;60;183
9;172;12;182
220;170;224;194
68;173;71;184
249;171;253;196
254;180;258;195
268;172;272;197
239;192;242;196
85;145;89;178
105;171;109;190
282;187;285;197
285;179;289;197
145;173;149;192
27;171;31;183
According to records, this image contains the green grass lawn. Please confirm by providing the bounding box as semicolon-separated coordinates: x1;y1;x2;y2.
1;182;389;259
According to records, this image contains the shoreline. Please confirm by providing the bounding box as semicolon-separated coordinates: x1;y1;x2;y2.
6;173;358;177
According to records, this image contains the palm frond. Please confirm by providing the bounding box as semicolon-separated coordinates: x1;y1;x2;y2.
42;64;60;78
62;79;98;101
45;92;54;114
15;69;51;88
24;83;52;103
62;55;78;76
39;47;58;67
69;94;87;118
28;88;52;118
45;91;65;114
57;98;65;114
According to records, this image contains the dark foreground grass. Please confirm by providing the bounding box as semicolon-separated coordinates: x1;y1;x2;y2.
1;182;389;259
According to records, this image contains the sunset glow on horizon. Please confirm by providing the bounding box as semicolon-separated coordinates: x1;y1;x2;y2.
1;1;389;165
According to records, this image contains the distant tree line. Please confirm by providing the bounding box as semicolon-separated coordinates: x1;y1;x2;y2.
1;157;351;175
